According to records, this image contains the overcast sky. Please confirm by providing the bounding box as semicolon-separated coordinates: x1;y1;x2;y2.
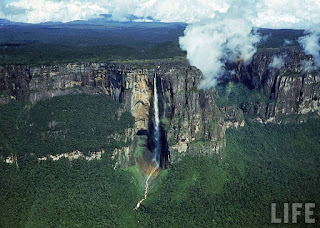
0;0;319;30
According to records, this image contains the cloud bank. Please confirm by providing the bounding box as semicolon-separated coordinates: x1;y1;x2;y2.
1;0;319;28
0;0;230;23
299;30;320;67
179;10;260;87
1;0;105;23
1;0;319;87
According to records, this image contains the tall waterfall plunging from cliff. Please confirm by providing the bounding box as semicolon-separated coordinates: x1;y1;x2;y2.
153;73;161;166
134;74;161;210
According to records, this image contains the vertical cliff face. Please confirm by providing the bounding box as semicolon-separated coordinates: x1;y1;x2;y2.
158;64;225;162
232;47;320;123
0;65;31;103
1;47;319;166
0;62;226;167
125;71;152;131
120;63;226;165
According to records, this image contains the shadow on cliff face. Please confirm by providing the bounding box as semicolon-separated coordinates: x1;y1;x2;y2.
147;75;170;169
146;121;170;169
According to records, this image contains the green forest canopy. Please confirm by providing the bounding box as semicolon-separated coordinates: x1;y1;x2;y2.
1;92;319;227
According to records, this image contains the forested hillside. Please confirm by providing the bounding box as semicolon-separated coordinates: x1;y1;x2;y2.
1;97;319;227
0;94;134;158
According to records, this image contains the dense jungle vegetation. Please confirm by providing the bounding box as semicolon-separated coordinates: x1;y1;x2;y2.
1;92;319;227
0;22;186;64
0;93;134;158
0;21;318;227
0;21;305;65
140;119;320;227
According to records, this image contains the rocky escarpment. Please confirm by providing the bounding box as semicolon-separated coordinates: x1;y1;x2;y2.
0;62;226;167
158;65;225;162
0;65;32;103
1;47;319;166
231;47;320;123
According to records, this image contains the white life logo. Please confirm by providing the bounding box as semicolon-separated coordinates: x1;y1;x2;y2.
271;203;316;223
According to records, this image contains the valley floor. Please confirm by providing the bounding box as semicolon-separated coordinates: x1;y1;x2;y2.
1;105;319;227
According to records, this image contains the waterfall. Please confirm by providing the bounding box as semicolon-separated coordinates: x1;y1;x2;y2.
153;73;161;166
134;166;158;210
134;73;162;210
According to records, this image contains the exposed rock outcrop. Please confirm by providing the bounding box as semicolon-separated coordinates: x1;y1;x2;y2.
1;47;320;166
158;64;225;162
0;65;31;103
233;47;320;123
0;62;226;167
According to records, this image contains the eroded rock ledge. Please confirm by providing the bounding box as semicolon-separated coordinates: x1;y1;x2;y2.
1;48;320;166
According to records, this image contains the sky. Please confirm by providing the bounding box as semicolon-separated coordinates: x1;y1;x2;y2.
0;0;319;28
1;0;319;87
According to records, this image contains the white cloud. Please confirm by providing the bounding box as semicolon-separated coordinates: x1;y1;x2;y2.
255;0;320;29
1;0;319;28
300;59;316;71
179;6;260;88
134;0;229;23
1;0;231;23
1;0;319;87
269;56;285;69
6;0;105;23
284;39;293;46
299;31;320;67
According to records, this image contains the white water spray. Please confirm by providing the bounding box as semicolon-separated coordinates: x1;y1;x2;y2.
134;166;158;210
134;73;161;210
153;73;161;165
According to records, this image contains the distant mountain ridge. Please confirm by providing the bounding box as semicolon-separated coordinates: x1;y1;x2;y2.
0;14;165;26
